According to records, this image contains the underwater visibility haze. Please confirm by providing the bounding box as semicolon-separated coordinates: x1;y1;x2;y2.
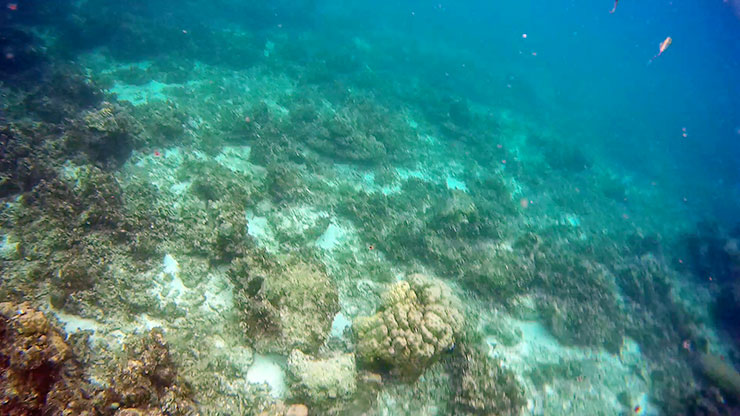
1;0;740;415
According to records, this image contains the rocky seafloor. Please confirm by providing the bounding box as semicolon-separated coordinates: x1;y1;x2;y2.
1;2;740;415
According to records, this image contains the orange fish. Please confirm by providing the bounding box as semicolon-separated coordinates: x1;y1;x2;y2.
649;37;672;63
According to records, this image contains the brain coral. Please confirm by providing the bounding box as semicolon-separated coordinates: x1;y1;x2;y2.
353;273;464;379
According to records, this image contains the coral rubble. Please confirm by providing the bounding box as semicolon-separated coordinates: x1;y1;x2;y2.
447;344;525;416
235;260;340;354
286;349;357;407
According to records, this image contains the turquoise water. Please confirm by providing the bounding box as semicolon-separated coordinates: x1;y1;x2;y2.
1;1;740;415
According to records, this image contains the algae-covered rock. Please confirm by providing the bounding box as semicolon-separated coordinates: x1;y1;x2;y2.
237;260;339;354
353;273;464;379
0;304;76;413
286;349;357;406
101;329;198;416
0;300;198;416
74;101;143;166
448;344;525;416
0;302;96;415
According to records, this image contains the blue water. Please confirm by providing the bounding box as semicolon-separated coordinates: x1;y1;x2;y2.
323;0;740;214
1;1;740;415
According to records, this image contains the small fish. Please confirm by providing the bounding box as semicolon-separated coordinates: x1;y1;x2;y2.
634;405;642;413
610;0;619;13
649;37;672;63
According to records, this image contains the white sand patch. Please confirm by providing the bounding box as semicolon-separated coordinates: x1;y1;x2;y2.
274;206;328;235
246;211;272;243
0;234;20;260
396;167;427;181
170;181;191;195
247;354;287;398
330;312;352;338
150;253;189;307
421;134;440;145
163;253;179;276
110;80;169;105
362;172;375;186
162;147;186;162
488;317;656;416
564;214;581;227
53;311;103;334
261;99;290;119
147;254;235;318
249;205;333;254
199;271;234;314
139;313;166;331
215;146;261;175
445;176;468;192
316;223;347;250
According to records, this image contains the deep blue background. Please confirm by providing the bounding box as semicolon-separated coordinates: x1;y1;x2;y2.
310;0;740;223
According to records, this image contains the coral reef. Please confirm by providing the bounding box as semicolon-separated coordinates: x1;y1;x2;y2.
0;124;56;198
2;2;737;415
0;68;119;199
616;254;695;352
0;301;95;415
179;199;250;264
162;159;260;265
72;101;144;166
265;164;308;204
128;101;189;148
532;243;625;351
311;111;388;163
234;260;340;354
339;177;513;286
294;97;414;165
99;329;197;416
0;302;197;415
1;166;161;313
447;344;525;416
371;360;453;415
684;387;740;416
21;67;104;123
286;349;357;408
250;131;307;167
353;273;464;379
